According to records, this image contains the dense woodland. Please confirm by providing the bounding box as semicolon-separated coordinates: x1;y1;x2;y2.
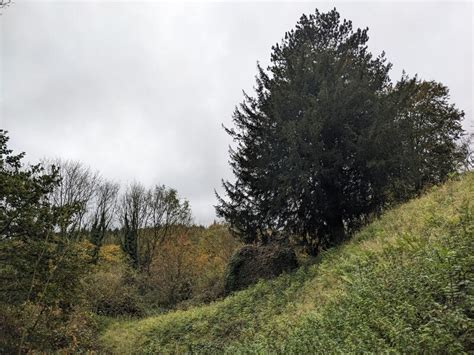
1;8;472;353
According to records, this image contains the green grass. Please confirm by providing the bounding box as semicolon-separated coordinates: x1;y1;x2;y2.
101;173;474;353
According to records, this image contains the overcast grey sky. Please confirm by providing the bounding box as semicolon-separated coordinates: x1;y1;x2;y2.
1;1;473;225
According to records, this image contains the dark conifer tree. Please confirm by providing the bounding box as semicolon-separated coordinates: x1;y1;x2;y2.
216;9;467;254
383;76;468;200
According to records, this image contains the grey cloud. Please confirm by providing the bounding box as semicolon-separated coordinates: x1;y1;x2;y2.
1;1;472;224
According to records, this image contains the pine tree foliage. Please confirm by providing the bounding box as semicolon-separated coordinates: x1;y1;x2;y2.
216;9;468;253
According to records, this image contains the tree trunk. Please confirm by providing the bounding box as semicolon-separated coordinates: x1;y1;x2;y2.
328;215;345;246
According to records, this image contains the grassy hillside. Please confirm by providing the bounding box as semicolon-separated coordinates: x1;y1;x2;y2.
101;173;473;353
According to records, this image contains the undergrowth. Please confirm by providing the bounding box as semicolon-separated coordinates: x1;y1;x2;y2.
101;173;473;353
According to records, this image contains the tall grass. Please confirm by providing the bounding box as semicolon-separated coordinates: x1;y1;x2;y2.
101;173;473;353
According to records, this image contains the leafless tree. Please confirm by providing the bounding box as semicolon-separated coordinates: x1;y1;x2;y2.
89;180;119;262
43;159;100;238
119;182;151;268
142;185;192;273
118;183;192;272
0;0;12;11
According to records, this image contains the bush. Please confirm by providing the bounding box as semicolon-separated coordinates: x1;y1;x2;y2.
224;244;298;294
84;270;144;317
82;245;144;317
143;225;240;308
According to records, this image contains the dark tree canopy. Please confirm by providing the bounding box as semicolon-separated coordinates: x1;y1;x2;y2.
216;9;467;254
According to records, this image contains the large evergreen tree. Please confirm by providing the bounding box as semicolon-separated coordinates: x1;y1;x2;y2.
216;9;467;254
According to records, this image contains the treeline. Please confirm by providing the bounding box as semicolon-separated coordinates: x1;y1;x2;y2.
0;131;240;352
39;158;192;271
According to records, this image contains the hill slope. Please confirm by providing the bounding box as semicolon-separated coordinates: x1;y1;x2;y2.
101;173;473;353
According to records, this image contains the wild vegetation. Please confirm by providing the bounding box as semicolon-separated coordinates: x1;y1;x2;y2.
102;173;473;353
0;130;240;352
1;6;472;354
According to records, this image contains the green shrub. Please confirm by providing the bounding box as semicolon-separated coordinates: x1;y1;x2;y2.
82;253;144;317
